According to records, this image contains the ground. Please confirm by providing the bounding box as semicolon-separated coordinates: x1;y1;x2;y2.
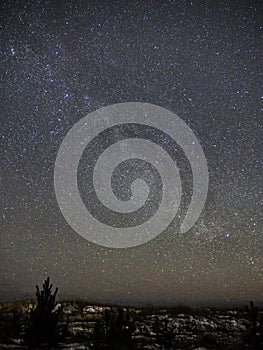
0;300;262;349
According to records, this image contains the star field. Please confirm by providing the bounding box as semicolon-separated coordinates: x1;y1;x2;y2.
0;0;262;305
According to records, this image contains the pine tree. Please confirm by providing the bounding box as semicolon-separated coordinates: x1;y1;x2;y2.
25;277;65;347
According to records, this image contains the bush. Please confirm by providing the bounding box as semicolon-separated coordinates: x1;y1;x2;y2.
244;300;263;348
93;307;135;349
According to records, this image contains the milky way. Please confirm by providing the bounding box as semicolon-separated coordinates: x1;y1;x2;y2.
0;1;262;305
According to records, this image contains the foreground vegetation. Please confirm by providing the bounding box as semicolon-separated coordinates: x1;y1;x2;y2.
0;278;262;349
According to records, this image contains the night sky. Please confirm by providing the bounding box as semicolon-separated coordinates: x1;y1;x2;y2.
1;0;262;306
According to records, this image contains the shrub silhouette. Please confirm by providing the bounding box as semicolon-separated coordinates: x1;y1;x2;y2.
24;277;65;347
245;300;263;347
12;307;23;338
93;307;135;349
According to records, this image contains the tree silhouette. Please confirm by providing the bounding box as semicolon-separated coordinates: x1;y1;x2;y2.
25;277;65;347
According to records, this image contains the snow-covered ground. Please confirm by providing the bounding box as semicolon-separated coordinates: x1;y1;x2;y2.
0;302;262;349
